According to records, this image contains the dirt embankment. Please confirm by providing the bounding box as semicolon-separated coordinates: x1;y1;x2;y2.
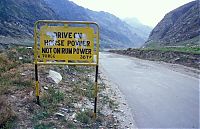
109;48;200;69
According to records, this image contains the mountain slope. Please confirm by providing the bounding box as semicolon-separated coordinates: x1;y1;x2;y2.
44;0;145;48
0;0;59;38
124;17;152;40
87;11;145;48
0;0;145;48
43;0;91;21
145;1;199;47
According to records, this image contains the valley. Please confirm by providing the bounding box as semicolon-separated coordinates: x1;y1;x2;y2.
0;0;199;128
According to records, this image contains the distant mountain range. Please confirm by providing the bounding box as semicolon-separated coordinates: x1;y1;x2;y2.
0;0;151;48
145;0;199;47
45;0;151;48
124;17;152;40
0;0;197;48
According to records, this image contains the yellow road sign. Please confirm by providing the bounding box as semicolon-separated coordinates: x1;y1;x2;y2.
40;26;94;62
34;20;100;118
34;20;99;65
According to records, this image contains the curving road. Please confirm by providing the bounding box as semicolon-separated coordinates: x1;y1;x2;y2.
100;52;199;128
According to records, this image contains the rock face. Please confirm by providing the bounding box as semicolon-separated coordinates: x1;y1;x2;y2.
145;1;199;46
0;0;59;38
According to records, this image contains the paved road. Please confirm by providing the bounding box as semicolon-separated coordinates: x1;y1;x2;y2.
100;52;199;128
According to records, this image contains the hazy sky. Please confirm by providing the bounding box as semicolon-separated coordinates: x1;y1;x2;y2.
69;0;193;27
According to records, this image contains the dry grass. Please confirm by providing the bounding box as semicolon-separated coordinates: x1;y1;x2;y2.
0;97;16;127
0;46;118;128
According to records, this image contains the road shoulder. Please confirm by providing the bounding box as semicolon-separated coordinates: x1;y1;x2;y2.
99;65;137;129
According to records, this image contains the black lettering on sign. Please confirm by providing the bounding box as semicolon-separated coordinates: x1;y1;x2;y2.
87;41;90;46
42;48;52;53
61;48;73;54
67;40;75;46
59;48;92;55
80;49;85;54
80;55;92;59
54;32;73;39
42;54;55;58
86;49;91;54
74;33;83;39
44;40;64;46
44;40;49;46
73;48;79;54
69;32;72;38
67;40;91;47
56;40;64;46
53;48;61;54
75;41;88;46
79;48;92;54
68;48;72;54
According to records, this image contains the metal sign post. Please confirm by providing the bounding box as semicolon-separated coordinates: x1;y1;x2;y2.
34;20;100;118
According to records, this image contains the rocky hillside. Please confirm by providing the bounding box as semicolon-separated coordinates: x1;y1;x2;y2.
0;0;58;38
0;0;146;48
145;1;199;47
